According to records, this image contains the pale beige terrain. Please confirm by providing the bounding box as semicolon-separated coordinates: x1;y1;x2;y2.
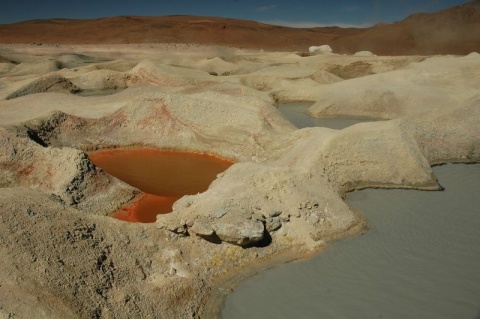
0;43;479;319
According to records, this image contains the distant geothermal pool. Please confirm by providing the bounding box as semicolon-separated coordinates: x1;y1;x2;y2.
88;149;234;222
277;102;375;129
221;104;480;318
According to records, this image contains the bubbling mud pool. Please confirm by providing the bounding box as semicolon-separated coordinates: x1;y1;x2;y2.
88;149;234;222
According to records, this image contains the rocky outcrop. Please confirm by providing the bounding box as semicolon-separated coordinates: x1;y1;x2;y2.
6;75;80;99
0;126;137;214
14;90;293;161
306;55;480;119
9;61;60;76
405;94;480;164
157;161;362;248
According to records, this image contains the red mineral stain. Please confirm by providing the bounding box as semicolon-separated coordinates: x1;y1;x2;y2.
88;148;234;223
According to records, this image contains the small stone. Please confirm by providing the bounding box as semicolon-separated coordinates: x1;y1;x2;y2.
26;208;36;217
213;216;264;247
170;225;188;235
266;217;282;232
269;210;282;217
169;267;177;276
190;219;215;239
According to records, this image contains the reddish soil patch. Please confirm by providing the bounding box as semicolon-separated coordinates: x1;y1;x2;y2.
88;148;234;222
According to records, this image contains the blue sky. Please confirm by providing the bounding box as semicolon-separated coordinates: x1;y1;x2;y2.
0;0;470;27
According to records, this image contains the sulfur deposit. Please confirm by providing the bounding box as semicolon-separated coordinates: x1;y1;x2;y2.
0;43;479;318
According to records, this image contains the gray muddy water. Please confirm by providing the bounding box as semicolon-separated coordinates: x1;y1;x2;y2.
221;103;480;319
222;164;480;319
277;102;375;129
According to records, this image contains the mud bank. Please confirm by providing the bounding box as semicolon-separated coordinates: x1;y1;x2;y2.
0;44;479;318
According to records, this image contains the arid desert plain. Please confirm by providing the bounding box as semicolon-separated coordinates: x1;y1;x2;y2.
1;3;480;319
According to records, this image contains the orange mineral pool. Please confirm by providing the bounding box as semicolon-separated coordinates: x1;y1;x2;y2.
88;149;234;223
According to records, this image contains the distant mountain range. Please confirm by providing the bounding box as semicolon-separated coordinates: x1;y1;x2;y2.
1;2;479;55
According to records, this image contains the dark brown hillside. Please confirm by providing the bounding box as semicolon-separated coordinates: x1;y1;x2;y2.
332;1;480;55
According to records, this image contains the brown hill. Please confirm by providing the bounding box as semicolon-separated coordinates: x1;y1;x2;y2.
332;1;480;55
0;2;479;54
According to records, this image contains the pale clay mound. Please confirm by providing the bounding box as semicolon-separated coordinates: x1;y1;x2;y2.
0;43;479;319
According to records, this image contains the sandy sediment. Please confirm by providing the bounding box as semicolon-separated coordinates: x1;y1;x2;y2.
0;43;479;318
